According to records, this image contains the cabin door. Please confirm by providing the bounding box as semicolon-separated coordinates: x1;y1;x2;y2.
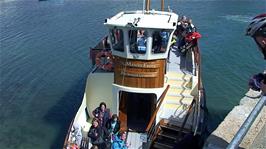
119;91;156;132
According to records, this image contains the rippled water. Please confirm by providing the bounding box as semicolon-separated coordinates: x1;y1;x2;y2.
0;0;265;148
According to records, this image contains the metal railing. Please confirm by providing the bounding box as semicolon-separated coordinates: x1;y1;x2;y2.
192;44;203;135
146;85;170;140
227;95;266;149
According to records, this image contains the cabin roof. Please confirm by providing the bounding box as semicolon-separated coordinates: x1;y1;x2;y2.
104;10;178;29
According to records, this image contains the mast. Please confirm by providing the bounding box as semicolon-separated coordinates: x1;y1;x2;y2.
145;0;150;11
161;0;164;11
145;0;165;11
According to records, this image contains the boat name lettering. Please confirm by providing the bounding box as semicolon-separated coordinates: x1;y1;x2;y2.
120;71;158;78
121;61;158;68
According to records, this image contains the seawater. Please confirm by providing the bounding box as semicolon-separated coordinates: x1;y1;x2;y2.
0;0;265;148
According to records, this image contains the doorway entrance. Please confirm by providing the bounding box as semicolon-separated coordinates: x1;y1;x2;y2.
119;91;157;132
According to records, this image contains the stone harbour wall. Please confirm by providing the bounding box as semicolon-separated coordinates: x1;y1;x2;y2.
204;90;266;149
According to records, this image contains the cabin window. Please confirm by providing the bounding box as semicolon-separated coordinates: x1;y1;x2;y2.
129;29;147;54
152;30;170;54
110;29;124;52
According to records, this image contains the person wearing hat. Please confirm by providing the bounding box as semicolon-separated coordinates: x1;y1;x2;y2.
246;13;266;95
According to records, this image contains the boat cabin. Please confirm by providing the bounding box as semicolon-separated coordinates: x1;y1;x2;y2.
105;10;178;60
102;10;180;133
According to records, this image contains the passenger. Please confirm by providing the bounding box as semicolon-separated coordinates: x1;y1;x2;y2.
187;19;196;33
72;123;82;147
102;36;111;50
88;118;109;149
114;29;121;44
106;114;121;139
179;15;187;24
246;13;266;95
69;143;79;149
160;31;169;52
180;16;188;31
137;29;147;53
152;31;162;53
176;16;188;49
92;102;111;128
180;31;202;53
90;145;98;149
112;131;129;149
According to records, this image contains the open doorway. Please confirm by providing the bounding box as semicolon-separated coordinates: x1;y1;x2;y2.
119;91;157;132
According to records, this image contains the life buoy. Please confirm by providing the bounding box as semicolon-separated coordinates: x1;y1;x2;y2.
95;51;113;71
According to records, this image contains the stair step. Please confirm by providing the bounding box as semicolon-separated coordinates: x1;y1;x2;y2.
164;95;193;105
158;131;177;140
163;103;187;110
152;140;174;149
165;72;192;80
159;103;189;120
168;88;191;95
166;92;193;98
165;76;191;82
160;123;191;134
162;119;193;131
166;79;184;86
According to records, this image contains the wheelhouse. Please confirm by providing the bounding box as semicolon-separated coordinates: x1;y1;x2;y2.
105;10;178;60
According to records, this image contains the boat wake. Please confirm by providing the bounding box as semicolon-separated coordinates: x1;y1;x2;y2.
222;15;251;23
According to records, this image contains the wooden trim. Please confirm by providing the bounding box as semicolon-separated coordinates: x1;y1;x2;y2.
145;85;170;132
120;69;158;78
114;56;166;88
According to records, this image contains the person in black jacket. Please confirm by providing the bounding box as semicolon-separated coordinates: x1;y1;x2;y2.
106;114;120;136
92;102;111;128
88;118;109;149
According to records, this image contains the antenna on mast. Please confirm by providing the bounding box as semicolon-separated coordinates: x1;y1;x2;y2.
143;0;145;13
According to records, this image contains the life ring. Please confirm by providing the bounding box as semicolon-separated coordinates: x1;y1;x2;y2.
95;51;113;71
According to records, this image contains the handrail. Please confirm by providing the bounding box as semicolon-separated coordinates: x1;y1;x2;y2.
145;85;170;132
177;99;196;141
63;119;74;149
227;96;266;149
192;42;203;135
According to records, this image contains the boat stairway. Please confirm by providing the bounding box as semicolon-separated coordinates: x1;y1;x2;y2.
151;119;193;149
160;72;194;122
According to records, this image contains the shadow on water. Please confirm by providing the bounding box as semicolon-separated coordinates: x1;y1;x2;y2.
43;72;88;149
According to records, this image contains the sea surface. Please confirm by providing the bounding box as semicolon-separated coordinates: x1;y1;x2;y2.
0;0;265;148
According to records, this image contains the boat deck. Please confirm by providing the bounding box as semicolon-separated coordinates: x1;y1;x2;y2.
167;46;193;74
159;47;196;126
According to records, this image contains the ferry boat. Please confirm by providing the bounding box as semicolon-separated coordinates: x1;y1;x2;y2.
64;1;207;149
